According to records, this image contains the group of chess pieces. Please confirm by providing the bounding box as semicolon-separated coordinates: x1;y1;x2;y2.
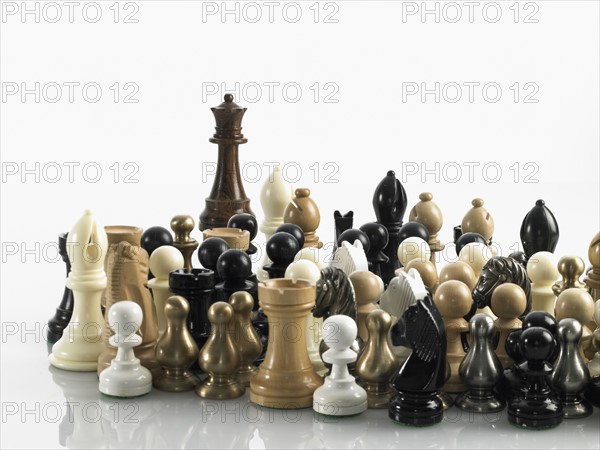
46;95;600;429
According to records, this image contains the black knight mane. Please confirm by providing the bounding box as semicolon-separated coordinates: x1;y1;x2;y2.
313;267;357;321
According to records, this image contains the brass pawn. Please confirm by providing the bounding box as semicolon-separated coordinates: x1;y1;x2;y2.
196;302;245;399
229;291;262;386
154;296;199;392
553;256;587;296
171;215;199;271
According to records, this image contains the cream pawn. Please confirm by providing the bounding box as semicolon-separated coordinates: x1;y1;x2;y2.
527;251;559;315
397;237;431;267
458;242;492;278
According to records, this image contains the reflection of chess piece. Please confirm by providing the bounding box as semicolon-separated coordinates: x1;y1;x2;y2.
584;232;600;301
284;188;323;249
527;251;559;315
409;192;444;268
553;256;587;296
47;232;75;344
171;215;199;271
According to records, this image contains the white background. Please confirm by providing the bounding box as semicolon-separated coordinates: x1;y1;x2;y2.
1;1;599;448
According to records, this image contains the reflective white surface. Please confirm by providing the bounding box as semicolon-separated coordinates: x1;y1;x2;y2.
1;343;599;449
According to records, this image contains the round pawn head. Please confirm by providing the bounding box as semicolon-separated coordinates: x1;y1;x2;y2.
439;261;477;290
508;251;528;268
276;223;305;249
557;256;586;281
490;283;527;319
349;271;384;305
519;327;555;363
595;301;600;327
557;318;582;344
359;222;389;254
165;295;190;321
527;251;559;285
217;249;252;281
434;280;472;318
229;291;254;314
198;237;230;271
366;309;393;334
170;215;195;242
322;315;357;350
458;242;492;276
208;301;234;325
338;229;370;253
141;226;173;256
108;301;143;337
149;246;184;279
505;329;523;361
398;221;430;245
589;232;600;267
294;247;326;270
455;232;487;257
470;313;495;338
404;259;438;292
555;289;595;323
522;311;558;335
266;232;300;264
227;213;258;240
285;259;321;283
397;237;431;266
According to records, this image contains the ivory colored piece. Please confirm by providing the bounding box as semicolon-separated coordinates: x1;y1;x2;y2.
556;289;595;360
330;240;369;277
99;301;152;397
284;188;323;249
313;315;367;416
171;215;199;272
553;256;587;297
356;310;399;408
147;246;185;337
154;296;199;392
458;242;492;278
49;210;108;372
403;259;438;293
97;226;159;377
350;271;383;343
397;237;431;267
295;247;327;270
229;291;262;386
439;261;477;290
587;301;600;377
250;279;323;408
196;302;245;399
202;227;250;251
527;251;559;315
434;280;472;393
490;283;527;368
584;232;600;301
409;192;444;267
461;198;494;244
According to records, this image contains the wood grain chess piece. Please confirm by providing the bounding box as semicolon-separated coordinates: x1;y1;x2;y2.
47;232;75;344
584;232;600;301
171;215;199;271
356;310;399;408
154;296;199;392
403;258;438;293
229;291;262;386
556;288;595;360
527;251;559;315
199;94;255;231
461;198;495;249
434;280;472;393
250;279;323;408
350;271;383;344
409;192;444;268
98;226;160;377
490;283;527;368
439;261;477;290
283;188;323;249
202;227;249;251
196;302;245;399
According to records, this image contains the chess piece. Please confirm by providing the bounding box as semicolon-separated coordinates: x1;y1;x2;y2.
49;210;107;371
520;199;559;260
491;283;527;368
227;213;258;255
250;279;323;408
99;301;152;397
276;223;305;249
548;318;592;418
203;227;249;251
97;226;159;377
588;301;600;377
509;250;529;268
455;232;487;258
555;288;595;359
196;302;245;399
527;251;559;315
284;188;323;249
439;261;477;290
171;215;199;271
389;294;446;426
552;256;587;296
356;310;399;408
215;249;257;305
496;328;524;401
350;271;383;343
147;245;184;337
373;170;407;286
141;226;173;257
403;259;438;293
330;240;369;276
229;291;262;386
408;192;444;267
334;211;354;252
338;229;370;253
295;246;327;270
397;221;430;245
397;237;431;267
199;94;255;230
47;232;75;344
507;327;563;429
434;280;471;392
154;296;199;391
584;232;600;301
169;268;215;349
456;314;505;412
360;222;389;278
458;242;492;278
197;237;230;284
313;315;367;416
461;198;495;247
263;231;300;279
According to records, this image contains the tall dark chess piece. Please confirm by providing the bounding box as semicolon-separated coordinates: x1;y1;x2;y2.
389;294;446;426
360;222;389;279
333;211;354;252
520;199;559;261
199;94;255;231
47;232;74;344
228;213;258;255
373;170;407;286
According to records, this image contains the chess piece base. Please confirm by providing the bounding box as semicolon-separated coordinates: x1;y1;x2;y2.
48;353;99;372
389;391;443;427
439;391;454;411
153;370;198;392
507;397;563;429
313;380;367;416
364;387;394;409
561;396;593;419
99;363;152;398
250;367;322;409
313;399;368;416
236;367;258;387
456;390;505;413
196;378;245;400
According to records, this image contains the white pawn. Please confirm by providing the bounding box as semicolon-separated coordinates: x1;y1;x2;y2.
397;237;431;267
147;246;184;337
294;247;327;270
458;242;492;278
99;301;152;397
330;240;368;276
588;302;600;377
527;251;559;315
313;315;367;416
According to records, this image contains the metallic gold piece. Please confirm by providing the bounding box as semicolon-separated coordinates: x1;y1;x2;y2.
171;215;199;271
553;256;587;297
229;291;262;386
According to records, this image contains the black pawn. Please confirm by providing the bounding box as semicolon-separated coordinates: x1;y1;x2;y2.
508;327;563;429
520;199;560;260
522;311;559;363
276;223;305;250
47;232;74;344
141;226;174;280
337;229;370;253
215;249;258;307
333;210;354;252
263;232;300;280
359;222;389;279
497;329;524;401
227;213;258;255
398;221;430;245
455;232;487;258
197;237;230;284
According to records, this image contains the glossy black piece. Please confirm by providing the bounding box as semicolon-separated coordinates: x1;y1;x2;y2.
389;294;446;426
508;251;528;269
263;232;300;279
197;237;230;284
520;199;560;260
455;232;487;257
333;210;354;252
398;221;430;245
275;223;305;250
337;229;370;253
584;379;600;408
453;225;463;244
227;213;258;255
215;249;258;307
508;327;563;429
47;233;74;344
169;268;216;350
522;311;559;363
373;170;407;287
359;222;389;278
141;226;174;279
497;329;524;401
